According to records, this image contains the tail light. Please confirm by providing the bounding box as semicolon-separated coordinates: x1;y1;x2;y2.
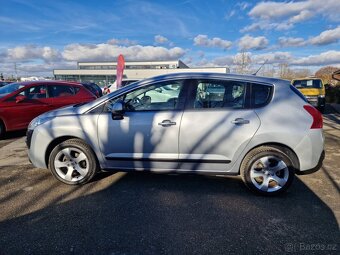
303;105;323;129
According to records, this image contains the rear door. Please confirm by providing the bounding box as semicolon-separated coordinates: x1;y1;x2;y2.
178;79;261;172
48;84;81;109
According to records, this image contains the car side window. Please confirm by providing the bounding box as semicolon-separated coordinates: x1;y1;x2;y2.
48;85;76;98
21;85;48;99
251;83;273;108
192;80;246;109
105;80;184;112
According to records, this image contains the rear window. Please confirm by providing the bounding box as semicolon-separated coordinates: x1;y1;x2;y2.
251;83;273;108
48;85;76;98
292;79;322;89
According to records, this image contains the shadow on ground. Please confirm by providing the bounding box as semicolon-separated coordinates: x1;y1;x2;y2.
0;172;338;254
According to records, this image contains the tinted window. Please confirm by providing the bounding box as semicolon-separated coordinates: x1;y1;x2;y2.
292;79;322;89
105;80;184;112
15;85;47;99
251;83;273;108
49;85;76;98
191;80;246;109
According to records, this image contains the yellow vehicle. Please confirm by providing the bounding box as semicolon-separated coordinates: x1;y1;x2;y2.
291;77;326;113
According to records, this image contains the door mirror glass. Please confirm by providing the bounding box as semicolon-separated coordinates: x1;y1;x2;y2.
15;95;26;103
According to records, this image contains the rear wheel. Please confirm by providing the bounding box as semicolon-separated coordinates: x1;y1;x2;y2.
240;146;295;196
49;139;98;185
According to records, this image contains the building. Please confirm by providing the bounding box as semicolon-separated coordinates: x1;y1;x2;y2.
54;60;229;87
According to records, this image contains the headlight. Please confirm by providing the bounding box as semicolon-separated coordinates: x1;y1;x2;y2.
318;95;325;98
28;116;54;130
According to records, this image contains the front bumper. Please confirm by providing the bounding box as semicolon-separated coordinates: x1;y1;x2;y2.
305;96;325;108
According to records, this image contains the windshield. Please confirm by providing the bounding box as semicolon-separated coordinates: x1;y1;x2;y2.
0;83;25;97
292;79;322;89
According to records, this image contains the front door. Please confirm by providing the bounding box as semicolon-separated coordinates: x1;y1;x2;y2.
97;80;187;171
5;85;53;130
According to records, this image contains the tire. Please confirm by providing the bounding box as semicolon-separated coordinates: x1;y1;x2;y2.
240;146;295;196
48;139;99;185
0;120;5;139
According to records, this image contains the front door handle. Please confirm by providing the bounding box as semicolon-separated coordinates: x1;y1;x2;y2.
231;118;250;125
158;120;176;127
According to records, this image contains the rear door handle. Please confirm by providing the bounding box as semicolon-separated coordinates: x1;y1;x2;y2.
158;120;176;127
231;118;250;125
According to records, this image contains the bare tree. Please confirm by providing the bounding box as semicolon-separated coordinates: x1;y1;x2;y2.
233;51;252;74
315;66;339;86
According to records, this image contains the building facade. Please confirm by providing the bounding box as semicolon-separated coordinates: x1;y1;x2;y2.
54;60;229;88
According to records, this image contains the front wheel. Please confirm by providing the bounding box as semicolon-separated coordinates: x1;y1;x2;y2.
49;139;99;185
240;146;295;196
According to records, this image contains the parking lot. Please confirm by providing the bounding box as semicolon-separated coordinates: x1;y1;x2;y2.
0;106;339;254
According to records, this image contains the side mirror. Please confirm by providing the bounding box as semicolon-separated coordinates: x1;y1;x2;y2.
111;102;124;120
155;88;162;93
15;95;26;103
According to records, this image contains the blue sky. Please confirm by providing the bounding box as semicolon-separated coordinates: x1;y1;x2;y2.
0;0;339;76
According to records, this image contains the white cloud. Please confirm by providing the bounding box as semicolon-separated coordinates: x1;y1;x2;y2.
212;55;234;66
253;52;293;64
107;38;137;46
309;26;340;45
224;10;236;20
238;35;268;50
278;37;307;47
62;43;185;61
193;35;232;50
278;26;340;48
244;0;340;32
236;2;251;10
154;35;169;44
6;45;61;62
291;50;340;66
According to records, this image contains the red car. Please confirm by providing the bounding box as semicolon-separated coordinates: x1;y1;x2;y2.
0;81;96;137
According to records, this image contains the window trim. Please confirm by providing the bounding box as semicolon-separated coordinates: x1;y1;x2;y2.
249;82;274;109
184;78;248;111
100;79;189;113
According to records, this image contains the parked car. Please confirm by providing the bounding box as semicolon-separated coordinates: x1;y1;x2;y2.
27;73;324;195
291;77;326;113
0;81;96;137
82;82;103;97
104;79;139;94
0;81;11;88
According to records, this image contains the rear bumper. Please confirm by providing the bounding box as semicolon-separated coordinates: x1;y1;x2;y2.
296;150;325;175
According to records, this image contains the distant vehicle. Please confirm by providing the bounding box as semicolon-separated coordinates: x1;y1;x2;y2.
0;81;96;137
27;73;324;195
82;82;103;97
104;79;140;94
0;81;11;88
291;77;325;113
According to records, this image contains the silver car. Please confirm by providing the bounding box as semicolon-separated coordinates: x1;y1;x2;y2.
27;73;324;195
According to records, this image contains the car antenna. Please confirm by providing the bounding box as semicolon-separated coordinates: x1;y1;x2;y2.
252;59;268;76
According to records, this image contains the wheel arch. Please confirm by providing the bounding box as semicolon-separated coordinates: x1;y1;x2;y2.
45;136;100;168
239;142;300;173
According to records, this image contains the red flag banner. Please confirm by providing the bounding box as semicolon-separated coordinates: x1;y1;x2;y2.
116;54;125;89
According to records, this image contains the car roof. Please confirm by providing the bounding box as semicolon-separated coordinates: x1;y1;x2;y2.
14;80;82;86
137;72;288;86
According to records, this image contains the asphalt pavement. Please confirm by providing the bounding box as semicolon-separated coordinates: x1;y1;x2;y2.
0;106;339;254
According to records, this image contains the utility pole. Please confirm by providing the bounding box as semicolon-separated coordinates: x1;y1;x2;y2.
14;62;18;81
